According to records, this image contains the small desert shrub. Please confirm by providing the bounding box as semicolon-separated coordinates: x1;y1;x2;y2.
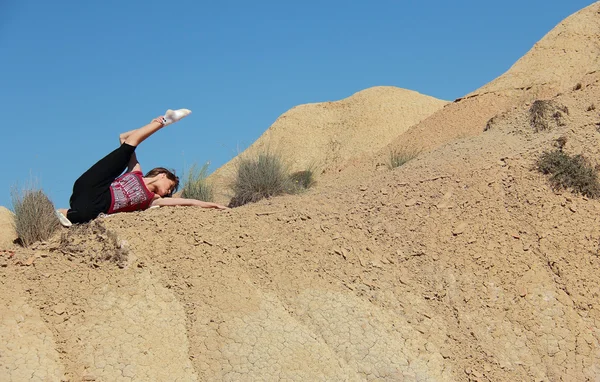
388;147;421;169
529;100;569;132
59;220;129;268
536;149;600;198
11;186;60;247
574;82;583;91
229;153;292;207
181;163;214;202
588;104;596;112
289;169;316;193
484;116;497;132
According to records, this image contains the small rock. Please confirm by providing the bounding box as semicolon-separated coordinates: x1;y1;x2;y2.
569;205;577;213
360;186;368;191
405;199;417;207
453;222;467;235
54;303;67;315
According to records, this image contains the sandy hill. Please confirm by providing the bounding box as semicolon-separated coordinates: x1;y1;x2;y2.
3;4;600;382
3;76;600;381
209;86;447;200
0;207;16;248
380;1;600;159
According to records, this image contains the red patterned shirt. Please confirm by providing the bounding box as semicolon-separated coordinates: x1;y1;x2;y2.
107;171;155;214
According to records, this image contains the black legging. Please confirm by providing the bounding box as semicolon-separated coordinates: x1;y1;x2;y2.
67;143;136;224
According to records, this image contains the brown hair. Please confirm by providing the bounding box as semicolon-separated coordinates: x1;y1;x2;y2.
144;167;179;197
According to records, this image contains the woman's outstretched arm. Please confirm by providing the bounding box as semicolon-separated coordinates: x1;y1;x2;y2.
151;197;228;209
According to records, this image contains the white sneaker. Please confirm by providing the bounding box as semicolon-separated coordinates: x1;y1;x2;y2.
162;109;192;126
55;210;72;227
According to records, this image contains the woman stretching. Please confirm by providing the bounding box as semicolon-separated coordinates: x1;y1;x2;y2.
57;109;227;226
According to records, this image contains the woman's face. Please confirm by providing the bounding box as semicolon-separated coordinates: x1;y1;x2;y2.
154;174;176;197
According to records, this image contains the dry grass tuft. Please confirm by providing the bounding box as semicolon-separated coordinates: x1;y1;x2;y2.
181;163;214;202
388;147;421;169
529;100;569;132
289;169;316;193
229;152;292;207
229;152;316;207
11;186;60;247
536;148;600;198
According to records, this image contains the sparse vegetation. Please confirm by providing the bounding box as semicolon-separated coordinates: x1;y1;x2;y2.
588;104;596;112
11;185;60;247
229;152;292;207
484;116;497;132
529;100;569;132
229;152;316;207
536;147;600;198
388;147;421;169
181;163;214;202
289;168;316;192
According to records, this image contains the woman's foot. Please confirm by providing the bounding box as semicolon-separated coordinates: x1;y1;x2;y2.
161;109;192;126
56;209;72;227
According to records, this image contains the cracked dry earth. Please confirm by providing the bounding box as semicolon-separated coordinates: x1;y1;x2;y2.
3;79;600;381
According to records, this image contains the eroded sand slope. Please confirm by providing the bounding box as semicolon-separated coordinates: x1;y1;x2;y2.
3;75;600;380
209;86;447;193
383;1;600;157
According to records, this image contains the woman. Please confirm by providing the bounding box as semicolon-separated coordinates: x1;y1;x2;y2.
56;109;227;227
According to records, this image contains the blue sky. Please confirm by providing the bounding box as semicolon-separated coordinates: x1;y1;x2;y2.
0;0;594;208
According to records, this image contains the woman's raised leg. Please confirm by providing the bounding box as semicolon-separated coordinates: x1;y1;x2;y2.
123;109;192;147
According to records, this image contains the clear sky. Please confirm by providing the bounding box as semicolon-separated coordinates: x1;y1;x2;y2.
0;0;595;209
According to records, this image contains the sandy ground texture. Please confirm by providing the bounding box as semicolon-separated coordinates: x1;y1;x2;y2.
3;3;600;382
0;206;17;249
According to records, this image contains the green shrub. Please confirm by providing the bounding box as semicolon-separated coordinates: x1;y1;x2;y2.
536;149;600;198
388;147;421;169
11;186;60;247
229;153;292;207
181;163;214;202
289;168;316;193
